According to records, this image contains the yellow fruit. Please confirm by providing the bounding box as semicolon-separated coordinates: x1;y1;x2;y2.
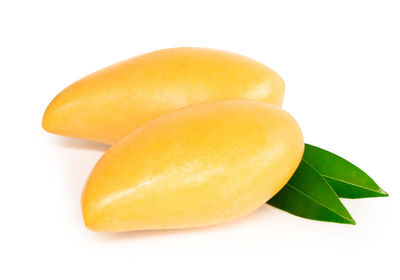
81;100;304;232
42;47;285;144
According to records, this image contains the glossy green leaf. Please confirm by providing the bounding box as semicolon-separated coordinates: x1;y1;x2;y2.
302;144;388;198
267;160;356;225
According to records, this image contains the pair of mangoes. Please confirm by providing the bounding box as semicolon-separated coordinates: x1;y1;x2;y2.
43;48;304;232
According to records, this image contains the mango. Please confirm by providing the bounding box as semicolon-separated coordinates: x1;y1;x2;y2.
43;48;285;144
81;100;304;232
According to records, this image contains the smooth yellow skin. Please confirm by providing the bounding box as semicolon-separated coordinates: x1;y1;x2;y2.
82;100;304;232
43;48;285;144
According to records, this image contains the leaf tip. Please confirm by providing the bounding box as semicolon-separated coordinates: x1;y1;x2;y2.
348;218;356;225
344;214;356;225
373;187;389;197
380;189;389;197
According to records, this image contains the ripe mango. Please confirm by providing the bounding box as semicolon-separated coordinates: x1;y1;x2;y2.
81;100;304;232
42;48;285;144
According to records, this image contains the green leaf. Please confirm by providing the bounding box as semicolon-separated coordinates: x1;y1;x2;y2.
267;160;356;225
302;144;388;198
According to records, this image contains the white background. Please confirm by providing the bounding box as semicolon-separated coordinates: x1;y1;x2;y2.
1;1;399;279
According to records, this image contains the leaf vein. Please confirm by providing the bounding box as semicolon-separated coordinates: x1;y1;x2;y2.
321;175;382;193
286;183;353;223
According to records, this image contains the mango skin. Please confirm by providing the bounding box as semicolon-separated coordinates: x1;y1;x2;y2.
81;100;304;232
42;47;285;144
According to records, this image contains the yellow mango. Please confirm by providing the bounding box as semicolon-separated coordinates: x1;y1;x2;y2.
81;100;304;232
42;48;285;144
